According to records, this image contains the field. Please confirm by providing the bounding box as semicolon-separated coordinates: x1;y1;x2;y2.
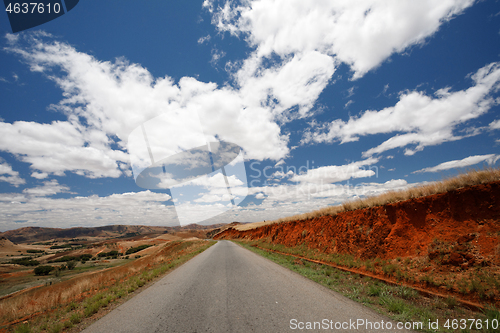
0;226;217;333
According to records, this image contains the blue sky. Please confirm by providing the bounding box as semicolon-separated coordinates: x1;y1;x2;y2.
0;0;500;231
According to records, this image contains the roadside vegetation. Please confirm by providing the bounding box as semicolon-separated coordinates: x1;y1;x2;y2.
237;167;500;231
242;239;500;304
1;240;215;333
237;241;500;333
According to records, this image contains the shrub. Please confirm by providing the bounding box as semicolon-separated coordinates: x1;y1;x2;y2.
50;244;72;249
10;258;39;266
27;249;45;254
126;245;152;255
67;261;77;270
98;250;119;258
34;265;54;276
80;254;93;261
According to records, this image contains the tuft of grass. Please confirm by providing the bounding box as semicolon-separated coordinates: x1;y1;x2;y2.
396;286;418;300
379;295;410;315
483;306;500;333
14;323;31;333
444;296;458;309
49;322;63;333
367;284;381;297
69;312;81;324
382;264;397;276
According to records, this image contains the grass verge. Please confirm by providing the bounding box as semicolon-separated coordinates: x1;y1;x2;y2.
243;238;500;305
3;240;215;333
236;241;500;333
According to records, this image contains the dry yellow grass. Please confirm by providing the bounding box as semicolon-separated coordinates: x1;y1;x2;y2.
235;167;500;231
0;240;206;325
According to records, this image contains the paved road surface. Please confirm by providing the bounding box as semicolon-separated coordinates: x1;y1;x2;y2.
83;241;414;332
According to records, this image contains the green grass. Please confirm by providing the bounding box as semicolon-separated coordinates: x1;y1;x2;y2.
235;240;499;333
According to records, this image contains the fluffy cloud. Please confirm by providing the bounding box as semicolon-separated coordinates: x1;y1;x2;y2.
3;0;476;180
22;179;72;197
490;119;500;130
0;190;174;231
197;178;412;225
414;154;500;173
31;172;48;179
304;62;500;157
290;158;379;184
0;1;486;228
207;0;474;78
0;120;127;178
4;32;289;174
0;160;25;187
0;174;416;231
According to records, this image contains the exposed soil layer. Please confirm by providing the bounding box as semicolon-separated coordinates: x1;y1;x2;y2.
215;181;500;304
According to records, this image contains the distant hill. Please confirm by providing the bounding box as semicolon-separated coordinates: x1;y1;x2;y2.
0;223;227;244
0;236;15;248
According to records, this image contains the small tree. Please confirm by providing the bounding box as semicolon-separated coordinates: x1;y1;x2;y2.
67;261;77;270
34;266;54;276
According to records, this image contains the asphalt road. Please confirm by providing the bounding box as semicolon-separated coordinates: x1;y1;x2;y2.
82;240;414;333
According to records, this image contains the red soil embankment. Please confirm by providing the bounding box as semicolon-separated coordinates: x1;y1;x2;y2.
216;181;500;266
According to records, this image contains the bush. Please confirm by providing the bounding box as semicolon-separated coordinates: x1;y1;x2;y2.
34;265;55;276
50;244;72;249
126;245;151;255
98;250;119;258
80;253;93;261
27;249;45;254
67;261;77;270
50;253;93;263
10;258;40;266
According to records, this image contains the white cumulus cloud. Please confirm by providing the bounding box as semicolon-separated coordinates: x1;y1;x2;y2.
303;62;500;157
0;160;25;187
208;0;474;78
414;154;500;173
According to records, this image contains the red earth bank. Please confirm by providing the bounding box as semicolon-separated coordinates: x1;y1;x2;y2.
216;181;500;266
